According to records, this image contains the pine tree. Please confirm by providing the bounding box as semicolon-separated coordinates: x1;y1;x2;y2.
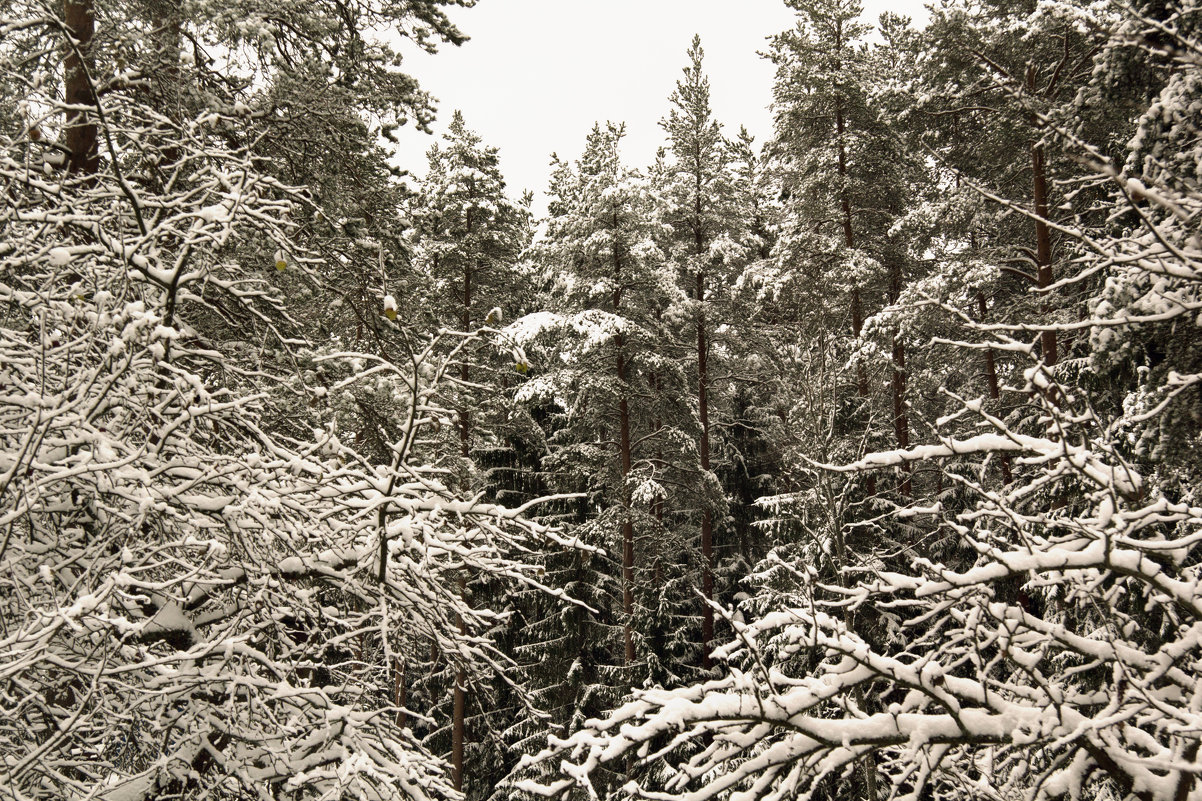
406;110;534;795
410;110;534;469
517;123;688;671
768;0;916;505
658;34;742;667
916;0;1114;372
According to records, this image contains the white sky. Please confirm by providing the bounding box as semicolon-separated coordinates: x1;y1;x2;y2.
392;0;929;212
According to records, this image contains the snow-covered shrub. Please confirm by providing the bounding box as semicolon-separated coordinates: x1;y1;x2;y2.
0;3;578;799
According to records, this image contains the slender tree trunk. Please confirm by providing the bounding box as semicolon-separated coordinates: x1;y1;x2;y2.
452;598;466;792
836;41;880;797
850;285;867;398
686;147;715;668
977;291;1013;485
653;371;665;527
63;0;98;176
452;243;472;790
452;498;468;787
836;101;875;498
393;657;407;728
1026;67;1057;368
458;205;475;454
613;237;636;666
888;263;911;497
617;338;635;666
460;263;472;460
697;272;713;668
145;0;183;172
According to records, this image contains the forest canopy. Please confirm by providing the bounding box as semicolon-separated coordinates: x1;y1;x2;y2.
2;1;1201;800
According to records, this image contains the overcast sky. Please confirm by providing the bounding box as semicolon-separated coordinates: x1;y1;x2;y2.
392;1;929;212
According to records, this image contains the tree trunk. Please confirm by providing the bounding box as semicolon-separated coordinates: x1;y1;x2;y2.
393;657;407;728
617;339;635;666
452;569;468;791
977;291;1012;485
688;161;717;669
888;263;911;497
613;237;636;667
460;263;472;460
452;665;465;791
63;0;98;176
836;101;875;498
1027;66;1057;368
149;0;183;105
144;0;183;172
453;301;468;790
452;223;473;788
653;371;665;527
697;272;713;668
835;54;881;795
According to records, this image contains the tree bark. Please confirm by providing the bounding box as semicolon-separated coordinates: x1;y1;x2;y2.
452;207;474;790
452;662;465;791
63;0;99;176
393;657;407;729
459;198;475;462
136;0;184;174
690;157;716;668
652;370;665;527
